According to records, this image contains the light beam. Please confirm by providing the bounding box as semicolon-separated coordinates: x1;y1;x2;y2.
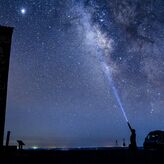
94;27;129;122
101;62;128;122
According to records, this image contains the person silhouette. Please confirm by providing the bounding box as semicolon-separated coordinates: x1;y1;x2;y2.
123;138;126;147
115;140;118;147
127;122;137;151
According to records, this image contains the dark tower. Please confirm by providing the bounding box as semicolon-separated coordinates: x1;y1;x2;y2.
0;26;13;148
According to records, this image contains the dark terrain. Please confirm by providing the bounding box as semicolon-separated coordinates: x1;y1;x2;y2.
1;147;164;164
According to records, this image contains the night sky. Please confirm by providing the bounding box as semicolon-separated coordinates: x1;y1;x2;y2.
0;0;164;148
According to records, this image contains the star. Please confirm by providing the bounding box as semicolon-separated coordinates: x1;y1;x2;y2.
20;8;26;15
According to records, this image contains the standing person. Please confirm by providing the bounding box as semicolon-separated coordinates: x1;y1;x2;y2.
123;138;126;147
127;122;137;151
115;140;118;147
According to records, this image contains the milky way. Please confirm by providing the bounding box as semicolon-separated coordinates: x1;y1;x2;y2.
0;0;164;148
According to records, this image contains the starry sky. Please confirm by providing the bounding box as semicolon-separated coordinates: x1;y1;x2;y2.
0;0;164;148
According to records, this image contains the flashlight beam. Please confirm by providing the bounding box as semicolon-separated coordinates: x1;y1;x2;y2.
101;62;128;122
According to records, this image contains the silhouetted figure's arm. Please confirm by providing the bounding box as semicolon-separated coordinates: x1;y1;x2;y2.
127;122;132;132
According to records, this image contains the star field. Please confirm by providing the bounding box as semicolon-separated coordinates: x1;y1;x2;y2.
0;0;164;148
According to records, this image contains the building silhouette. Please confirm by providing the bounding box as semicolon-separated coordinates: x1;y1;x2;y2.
0;25;13;149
